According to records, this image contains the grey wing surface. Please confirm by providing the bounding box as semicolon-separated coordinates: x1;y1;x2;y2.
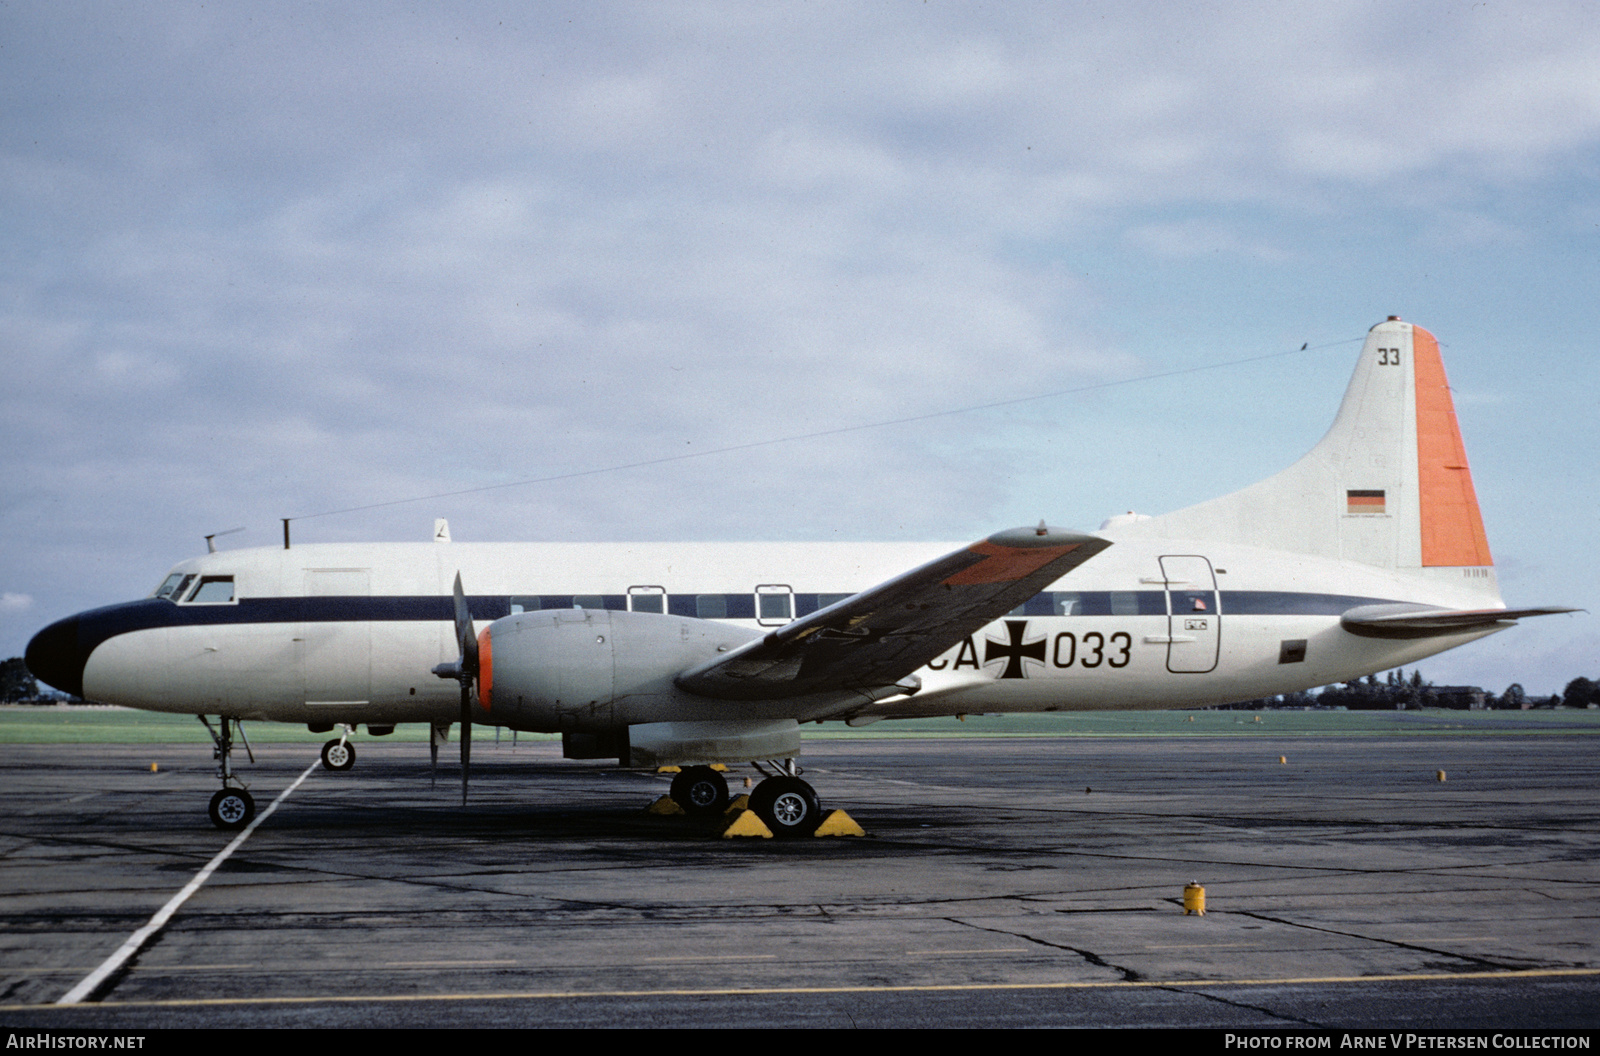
676;526;1110;700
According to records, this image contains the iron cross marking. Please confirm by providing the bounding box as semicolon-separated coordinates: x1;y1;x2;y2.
984;620;1047;679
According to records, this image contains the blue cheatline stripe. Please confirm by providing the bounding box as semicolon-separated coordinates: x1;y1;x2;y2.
1220;591;1398;615
71;590;1405;661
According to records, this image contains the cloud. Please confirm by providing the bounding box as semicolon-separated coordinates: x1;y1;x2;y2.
1;1;1596;690
1;594;33;613
1124;220;1292;261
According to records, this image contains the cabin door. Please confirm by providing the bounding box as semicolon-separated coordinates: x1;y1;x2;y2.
1159;555;1219;674
301;569;373;706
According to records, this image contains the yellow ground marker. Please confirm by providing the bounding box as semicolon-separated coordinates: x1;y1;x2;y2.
656;766;680;774
1437;769;1447;782
721;810;772;838
813;810;865;837
646;795;684;815
1183;882;1206;916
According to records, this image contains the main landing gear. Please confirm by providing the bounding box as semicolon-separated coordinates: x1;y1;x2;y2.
667;761;823;836
670;766;730;817
750;775;822;837
742;760;824;837
198;715;255;831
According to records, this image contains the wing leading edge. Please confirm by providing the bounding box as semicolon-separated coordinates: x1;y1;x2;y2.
676;526;1111;700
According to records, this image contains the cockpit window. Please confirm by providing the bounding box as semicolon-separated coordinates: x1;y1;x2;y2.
158;573;197;601
186;576;236;604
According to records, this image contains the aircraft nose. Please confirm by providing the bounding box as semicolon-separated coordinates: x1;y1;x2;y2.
25;614;84;698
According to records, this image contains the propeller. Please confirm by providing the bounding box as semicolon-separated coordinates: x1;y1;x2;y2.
431;572;478;804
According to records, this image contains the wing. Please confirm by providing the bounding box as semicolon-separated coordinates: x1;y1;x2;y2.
676;525;1110;700
1341;603;1581;639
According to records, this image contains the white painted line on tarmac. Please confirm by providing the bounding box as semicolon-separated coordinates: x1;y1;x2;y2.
56;760;320;1006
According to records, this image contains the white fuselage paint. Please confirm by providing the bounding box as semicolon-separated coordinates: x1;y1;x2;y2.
60;321;1531;736
81;533;1500;729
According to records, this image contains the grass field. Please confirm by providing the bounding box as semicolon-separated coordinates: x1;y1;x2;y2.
2;705;1596;744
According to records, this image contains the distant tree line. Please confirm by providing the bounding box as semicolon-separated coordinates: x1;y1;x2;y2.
1562;677;1600;709
1219;668;1588;711
2;658;39;703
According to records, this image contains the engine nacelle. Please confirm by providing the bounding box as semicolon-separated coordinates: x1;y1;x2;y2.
478;608;763;733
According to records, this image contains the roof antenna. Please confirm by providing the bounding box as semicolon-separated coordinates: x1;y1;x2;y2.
283;518;292;550
204;527;245;554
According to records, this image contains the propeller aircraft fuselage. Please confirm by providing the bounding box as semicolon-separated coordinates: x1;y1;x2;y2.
24;319;1572;833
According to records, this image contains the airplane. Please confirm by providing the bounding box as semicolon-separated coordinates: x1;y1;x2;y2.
24;317;1574;835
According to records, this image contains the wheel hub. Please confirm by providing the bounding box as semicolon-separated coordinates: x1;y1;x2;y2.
772;792;808;826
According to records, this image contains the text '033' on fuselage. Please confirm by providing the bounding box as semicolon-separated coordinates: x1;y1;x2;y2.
23;317;1575;833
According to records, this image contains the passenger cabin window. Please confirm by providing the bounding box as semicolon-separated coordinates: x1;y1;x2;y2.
509;596;540;614
185;576;236;604
756;585;793;625
628;587;666;614
695;594;727;619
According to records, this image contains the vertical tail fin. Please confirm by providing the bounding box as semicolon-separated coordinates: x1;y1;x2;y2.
1412;326;1492;567
1119;317;1496;584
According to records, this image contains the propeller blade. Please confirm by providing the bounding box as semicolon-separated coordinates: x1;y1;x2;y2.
451;573;478;677
429;725;440;788
436;572;478;806
460;682;472;805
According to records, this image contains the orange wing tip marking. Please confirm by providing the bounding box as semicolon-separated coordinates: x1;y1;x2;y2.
477;627;494;710
942;541;1081;586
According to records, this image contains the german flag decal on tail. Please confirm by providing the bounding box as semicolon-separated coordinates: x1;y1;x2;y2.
1346;490;1386;515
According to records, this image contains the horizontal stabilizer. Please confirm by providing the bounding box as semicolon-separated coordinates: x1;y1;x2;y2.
1341;603;1580;639
677;526;1110;700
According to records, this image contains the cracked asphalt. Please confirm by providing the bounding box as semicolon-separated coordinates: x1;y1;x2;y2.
0;732;1595;1028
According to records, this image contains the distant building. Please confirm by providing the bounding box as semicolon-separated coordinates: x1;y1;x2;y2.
1430;686;1487;710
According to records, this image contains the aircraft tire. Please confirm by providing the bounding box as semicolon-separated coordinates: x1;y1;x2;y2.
208;787;255;831
750;776;822;837
321;739;355;771
670;766;730;817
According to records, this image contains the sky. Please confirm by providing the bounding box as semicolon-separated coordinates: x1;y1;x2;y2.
2;1;1596;695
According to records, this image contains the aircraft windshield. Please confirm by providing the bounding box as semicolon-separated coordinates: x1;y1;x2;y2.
155;573;195;601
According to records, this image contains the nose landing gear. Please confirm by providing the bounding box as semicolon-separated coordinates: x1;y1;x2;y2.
207;786;255;829
198;715;255;831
